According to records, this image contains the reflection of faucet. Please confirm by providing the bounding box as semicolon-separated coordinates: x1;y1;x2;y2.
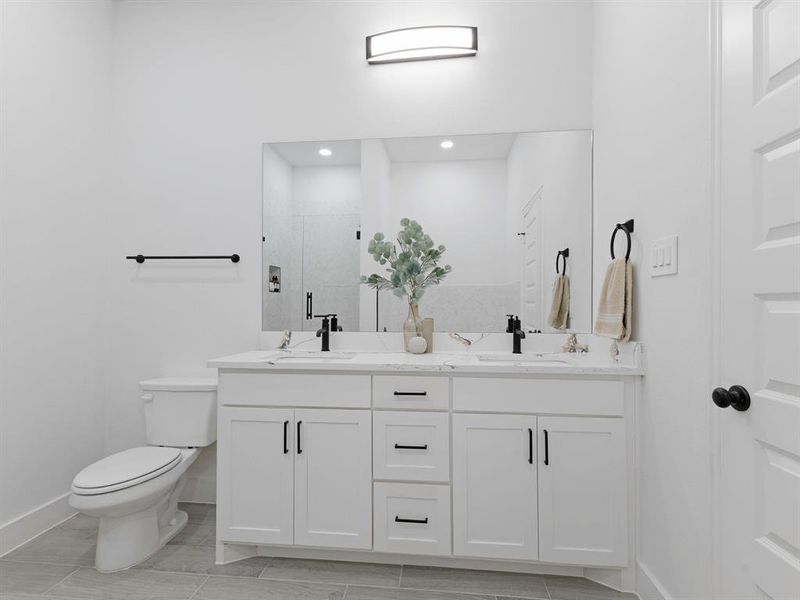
278;330;292;350
506;315;526;354
562;333;589;353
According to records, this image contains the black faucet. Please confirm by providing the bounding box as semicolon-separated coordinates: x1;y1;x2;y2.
314;314;342;352
506;314;526;354
315;315;331;352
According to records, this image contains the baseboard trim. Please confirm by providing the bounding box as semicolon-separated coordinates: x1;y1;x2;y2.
636;560;672;600
0;492;76;557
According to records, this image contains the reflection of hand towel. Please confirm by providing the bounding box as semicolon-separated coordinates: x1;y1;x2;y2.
595;258;633;341
547;275;570;330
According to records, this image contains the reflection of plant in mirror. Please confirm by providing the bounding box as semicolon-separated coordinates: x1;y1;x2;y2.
361;218;452;303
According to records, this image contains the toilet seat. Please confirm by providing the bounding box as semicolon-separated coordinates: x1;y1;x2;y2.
72;446;182;496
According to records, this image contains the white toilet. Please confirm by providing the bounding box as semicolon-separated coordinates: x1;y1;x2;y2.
70;377;217;572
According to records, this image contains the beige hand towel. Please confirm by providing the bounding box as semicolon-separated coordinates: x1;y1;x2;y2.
547;275;570;330
594;258;633;341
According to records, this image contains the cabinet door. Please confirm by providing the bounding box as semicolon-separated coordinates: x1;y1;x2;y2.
218;407;294;545
294;409;372;549
538;416;627;566
453;413;538;560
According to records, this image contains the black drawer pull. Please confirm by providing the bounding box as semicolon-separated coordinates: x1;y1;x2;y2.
283;420;289;454
394;443;428;450
393;391;427;396
395;516;428;524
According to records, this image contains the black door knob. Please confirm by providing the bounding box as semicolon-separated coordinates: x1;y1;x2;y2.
712;385;751;412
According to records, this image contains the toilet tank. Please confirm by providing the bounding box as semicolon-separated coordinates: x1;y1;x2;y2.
139;378;217;447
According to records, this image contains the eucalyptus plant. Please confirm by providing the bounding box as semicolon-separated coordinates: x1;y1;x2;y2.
361;218;452;304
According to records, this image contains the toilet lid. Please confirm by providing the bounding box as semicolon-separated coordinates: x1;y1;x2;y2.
72;446;182;494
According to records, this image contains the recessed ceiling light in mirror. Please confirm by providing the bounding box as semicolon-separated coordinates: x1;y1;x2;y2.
440;140;454;149
319;148;332;157
366;26;478;64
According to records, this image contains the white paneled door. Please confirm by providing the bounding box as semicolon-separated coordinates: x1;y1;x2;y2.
538;417;627;567
294;409;372;549
452;413;538;560
718;2;800;599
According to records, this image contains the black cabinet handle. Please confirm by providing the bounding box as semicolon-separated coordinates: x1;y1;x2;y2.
393;391;427;396
283;420;289;454
543;429;549;465
528;428;533;464
394;443;428;450
297;420;302;454
395;516;428;524
306;292;313;320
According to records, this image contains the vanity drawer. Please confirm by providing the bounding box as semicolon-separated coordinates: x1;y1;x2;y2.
219;372;370;408
374;482;451;556
452;377;624;416
373;412;450;482
373;376;449;410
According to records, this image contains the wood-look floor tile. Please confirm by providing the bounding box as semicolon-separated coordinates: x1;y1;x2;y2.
44;567;206;599
193;575;346;600
5;528;96;566
0;560;77;595
542;575;638;600
400;566;548;599
345;585;496;600
260;558;401;587
169;521;216;547
137;545;268;577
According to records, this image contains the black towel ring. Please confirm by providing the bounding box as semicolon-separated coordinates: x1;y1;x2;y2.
610;219;634;261
556;248;569;275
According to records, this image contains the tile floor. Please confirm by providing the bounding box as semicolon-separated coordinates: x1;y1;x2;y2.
0;503;638;600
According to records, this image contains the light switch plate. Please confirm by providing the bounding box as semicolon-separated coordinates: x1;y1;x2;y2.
651;235;678;277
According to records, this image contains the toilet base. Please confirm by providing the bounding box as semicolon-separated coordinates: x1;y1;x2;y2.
95;508;188;572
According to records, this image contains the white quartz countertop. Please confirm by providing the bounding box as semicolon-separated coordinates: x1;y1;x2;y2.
207;349;644;376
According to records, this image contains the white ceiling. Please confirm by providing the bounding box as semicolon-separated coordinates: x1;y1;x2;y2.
269;139;362;167
383;133;519;163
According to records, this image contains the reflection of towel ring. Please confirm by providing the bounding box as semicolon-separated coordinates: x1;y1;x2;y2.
610;219;634;261
556;248;569;275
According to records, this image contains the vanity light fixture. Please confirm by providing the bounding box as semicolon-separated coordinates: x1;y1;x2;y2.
366;25;478;64
440;140;454;149
318;148;332;157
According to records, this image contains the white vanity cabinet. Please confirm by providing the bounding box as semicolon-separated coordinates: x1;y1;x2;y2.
537;416;627;566
213;362;639;580
293;408;372;549
452;413;539;560
217;382;372;550
218;407;294;545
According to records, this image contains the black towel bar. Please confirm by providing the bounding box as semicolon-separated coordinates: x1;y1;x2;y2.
556;248;569;275
610;219;634;261
126;254;240;264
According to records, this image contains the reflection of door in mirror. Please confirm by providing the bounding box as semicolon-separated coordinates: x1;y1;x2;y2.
521;187;543;333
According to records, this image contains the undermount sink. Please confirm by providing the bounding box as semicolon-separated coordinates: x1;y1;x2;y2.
476;353;569;365
270;351;355;361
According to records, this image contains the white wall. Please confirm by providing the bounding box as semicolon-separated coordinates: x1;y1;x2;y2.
592;2;713;598
105;0;594;456
0;0;112;550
